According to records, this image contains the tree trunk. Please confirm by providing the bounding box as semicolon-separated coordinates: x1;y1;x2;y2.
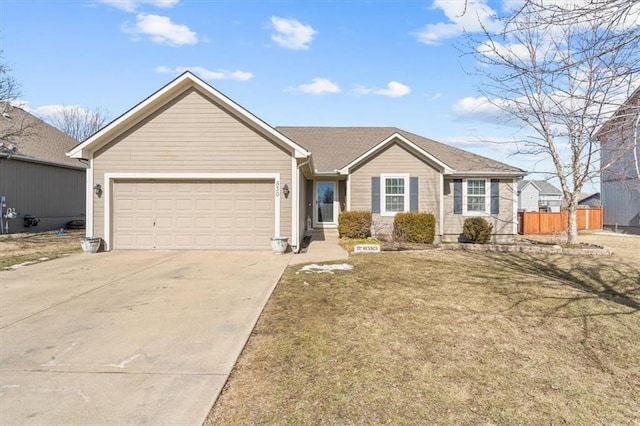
567;201;579;245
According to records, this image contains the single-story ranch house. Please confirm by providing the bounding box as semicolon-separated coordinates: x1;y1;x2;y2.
67;72;526;251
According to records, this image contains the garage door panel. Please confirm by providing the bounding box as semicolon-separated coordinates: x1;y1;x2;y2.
175;217;193;228
215;217;232;228
135;235;153;248
136;183;154;193
255;199;272;211
135;216;154;227
215;235;232;248
195;199;212;210
194;217;213;228
113;180;273;250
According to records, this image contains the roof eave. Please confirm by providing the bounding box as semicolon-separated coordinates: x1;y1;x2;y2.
448;170;527;177
2;152;86;170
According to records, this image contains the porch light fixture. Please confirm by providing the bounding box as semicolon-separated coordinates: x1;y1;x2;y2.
282;184;290;199
93;184;103;197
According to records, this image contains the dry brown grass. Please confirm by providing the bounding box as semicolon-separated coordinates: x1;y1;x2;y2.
0;230;83;268
207;233;640;425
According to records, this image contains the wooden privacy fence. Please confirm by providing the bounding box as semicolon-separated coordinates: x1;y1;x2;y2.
518;207;603;235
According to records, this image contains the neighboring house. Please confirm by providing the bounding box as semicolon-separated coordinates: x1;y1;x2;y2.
517;180;563;212
596;88;640;232
0;103;85;234
67;72;526;251
578;192;601;208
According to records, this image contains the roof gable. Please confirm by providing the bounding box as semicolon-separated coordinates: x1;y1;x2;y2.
339;132;453;174
594;87;640;141
518;180;562;195
68;72;310;160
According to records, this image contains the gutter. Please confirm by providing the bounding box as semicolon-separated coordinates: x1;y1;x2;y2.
448;170;527;177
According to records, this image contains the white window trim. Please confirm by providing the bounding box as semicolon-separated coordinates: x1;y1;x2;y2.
380;173;410;217
462;178;490;216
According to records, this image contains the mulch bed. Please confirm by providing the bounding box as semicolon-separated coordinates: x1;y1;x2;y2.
375;239;610;256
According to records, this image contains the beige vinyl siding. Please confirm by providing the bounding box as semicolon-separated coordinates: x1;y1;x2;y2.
349;143;441;235
0;158;85;233
338;180;346;213
92;88;293;242
298;172;307;245
442;178;516;242
305;179;313;226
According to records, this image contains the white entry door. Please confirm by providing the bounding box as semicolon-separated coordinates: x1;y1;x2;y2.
314;181;337;227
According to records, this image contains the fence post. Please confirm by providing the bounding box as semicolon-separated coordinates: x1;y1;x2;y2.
585;208;589;230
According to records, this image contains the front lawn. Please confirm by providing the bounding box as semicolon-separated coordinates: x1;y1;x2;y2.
207;238;639;424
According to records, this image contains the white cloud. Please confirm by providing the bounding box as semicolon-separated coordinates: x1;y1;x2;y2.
452;96;505;120
270;16;317;50
99;0;179;12
376;81;411;97
294;78;341;95
122;14;198;46
414;0;501;45
155;65;253;81
355;81;411;98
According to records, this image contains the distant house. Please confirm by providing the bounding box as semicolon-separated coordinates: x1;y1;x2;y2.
67;72;526;251
0;103;86;234
596;88;640;232
578;192;601;208
517;180;563;212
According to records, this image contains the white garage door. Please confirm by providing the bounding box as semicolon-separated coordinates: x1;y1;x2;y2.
112;180;274;250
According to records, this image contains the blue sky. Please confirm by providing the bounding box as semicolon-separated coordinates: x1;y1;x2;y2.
0;0;601;189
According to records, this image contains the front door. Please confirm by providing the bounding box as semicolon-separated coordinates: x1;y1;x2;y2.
314;181;337;226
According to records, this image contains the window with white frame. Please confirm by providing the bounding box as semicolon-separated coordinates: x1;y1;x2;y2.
381;174;409;215
464;178;489;214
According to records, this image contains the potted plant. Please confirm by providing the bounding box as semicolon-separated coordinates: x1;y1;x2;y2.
270;236;289;254
80;237;102;253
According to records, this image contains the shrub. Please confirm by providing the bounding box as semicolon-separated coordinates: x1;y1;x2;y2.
462;217;493;244
338;211;372;239
393;212;436;244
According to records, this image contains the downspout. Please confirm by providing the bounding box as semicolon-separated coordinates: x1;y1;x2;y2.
294;158;311;254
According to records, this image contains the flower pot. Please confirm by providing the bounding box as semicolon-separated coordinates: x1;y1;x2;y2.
80;237;101;254
270;237;289;254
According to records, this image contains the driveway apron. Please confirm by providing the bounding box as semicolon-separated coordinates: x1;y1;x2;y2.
0;250;291;424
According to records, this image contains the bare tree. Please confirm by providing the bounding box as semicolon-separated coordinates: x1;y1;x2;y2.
0;51;37;152
47;105;109;141
0;53;20;107
465;0;640;243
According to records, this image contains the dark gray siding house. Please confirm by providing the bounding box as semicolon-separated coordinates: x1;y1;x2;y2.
0;104;86;233
596;89;640;233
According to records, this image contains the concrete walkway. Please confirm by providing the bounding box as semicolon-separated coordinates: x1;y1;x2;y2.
289;229;349;265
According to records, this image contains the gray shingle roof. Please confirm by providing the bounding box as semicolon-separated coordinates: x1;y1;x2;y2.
276;126;524;174
0;103;84;169
518;180;562;194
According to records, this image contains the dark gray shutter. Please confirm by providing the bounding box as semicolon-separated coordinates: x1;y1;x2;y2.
410;177;419;212
371;176;380;213
491;179;500;214
453;179;462;214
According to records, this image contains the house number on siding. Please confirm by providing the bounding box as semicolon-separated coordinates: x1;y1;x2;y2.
275;180;280;197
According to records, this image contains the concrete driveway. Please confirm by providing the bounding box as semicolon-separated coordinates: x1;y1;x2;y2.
0;250;291;424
